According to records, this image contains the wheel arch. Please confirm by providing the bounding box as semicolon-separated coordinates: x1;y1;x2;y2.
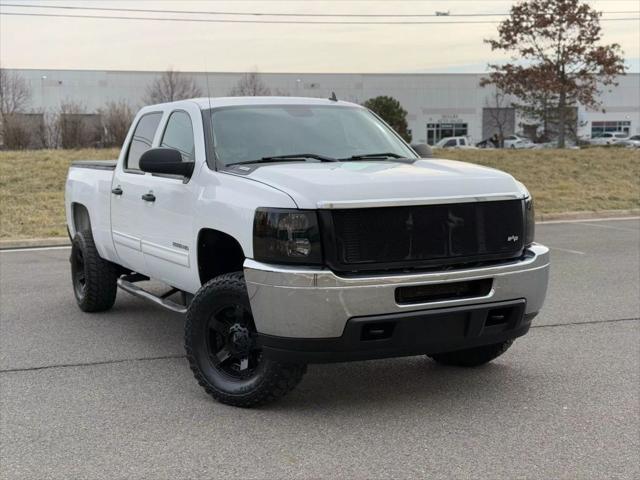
197;228;246;286
70;202;92;237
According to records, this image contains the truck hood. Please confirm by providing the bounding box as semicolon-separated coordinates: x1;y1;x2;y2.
242;159;526;209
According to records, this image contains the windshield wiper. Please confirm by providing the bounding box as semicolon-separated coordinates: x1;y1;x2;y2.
340;152;407;160
227;153;338;166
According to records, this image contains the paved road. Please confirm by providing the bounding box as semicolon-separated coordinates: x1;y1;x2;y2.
1;219;638;479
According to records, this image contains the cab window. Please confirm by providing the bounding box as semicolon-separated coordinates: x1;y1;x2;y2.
161;111;195;162
126;112;162;171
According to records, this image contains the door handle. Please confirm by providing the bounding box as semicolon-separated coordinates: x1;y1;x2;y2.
141;193;156;202
111;187;123;195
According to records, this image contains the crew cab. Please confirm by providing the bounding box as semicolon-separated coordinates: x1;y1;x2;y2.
65;97;550;407
434;136;476;149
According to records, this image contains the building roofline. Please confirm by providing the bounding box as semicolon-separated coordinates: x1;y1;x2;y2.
4;67;493;77
7;67;638;78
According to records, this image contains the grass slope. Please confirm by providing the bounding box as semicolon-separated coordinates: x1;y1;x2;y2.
1;149;119;239
0;147;638;239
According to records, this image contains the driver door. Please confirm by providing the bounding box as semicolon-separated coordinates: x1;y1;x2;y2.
137;106;203;293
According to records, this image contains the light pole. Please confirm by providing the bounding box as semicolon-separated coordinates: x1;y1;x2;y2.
40;75;47;110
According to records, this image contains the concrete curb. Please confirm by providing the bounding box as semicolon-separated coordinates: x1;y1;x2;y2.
1;209;638;250
0;237;70;250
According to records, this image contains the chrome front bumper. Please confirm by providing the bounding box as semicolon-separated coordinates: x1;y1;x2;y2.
244;244;550;338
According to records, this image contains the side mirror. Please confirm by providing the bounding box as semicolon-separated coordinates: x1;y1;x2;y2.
411;143;433;158
139;148;194;177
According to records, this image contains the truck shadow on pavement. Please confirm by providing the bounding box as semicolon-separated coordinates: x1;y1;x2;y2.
247;357;528;414
87;297;533;414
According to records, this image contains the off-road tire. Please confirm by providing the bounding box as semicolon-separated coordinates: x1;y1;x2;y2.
428;340;514;367
185;272;306;407
70;229;118;312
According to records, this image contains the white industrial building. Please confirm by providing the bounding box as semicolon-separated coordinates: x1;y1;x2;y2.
6;68;640;145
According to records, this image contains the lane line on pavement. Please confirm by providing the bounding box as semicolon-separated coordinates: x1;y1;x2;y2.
531;317;639;329
2;318;637;375
575;222;639;232
538;216;640;225
545;245;586;255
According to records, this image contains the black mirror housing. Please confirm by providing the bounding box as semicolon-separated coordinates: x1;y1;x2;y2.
139;148;195;177
411;143;433;158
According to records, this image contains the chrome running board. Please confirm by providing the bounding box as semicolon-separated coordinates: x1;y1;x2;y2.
117;276;188;314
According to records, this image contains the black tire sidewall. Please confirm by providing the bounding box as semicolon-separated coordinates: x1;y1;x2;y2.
186;272;307;407
71;234;88;305
70;229;117;312
187;276;272;396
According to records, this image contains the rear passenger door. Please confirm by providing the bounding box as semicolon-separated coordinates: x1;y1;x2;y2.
111;111;163;273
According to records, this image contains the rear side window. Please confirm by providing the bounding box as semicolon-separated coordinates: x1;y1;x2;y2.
160;111;195;162
126;112;162;170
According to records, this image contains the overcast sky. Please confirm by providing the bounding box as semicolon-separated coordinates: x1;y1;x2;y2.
1;0;638;73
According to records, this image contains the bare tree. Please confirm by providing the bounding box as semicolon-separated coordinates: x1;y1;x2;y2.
143;68;202;104
0;68;31;116
98;100;134;147
0;68;32;148
229;71;271;96
55;100;100;149
2;116;31;149
482;87;513;147
33;109;57;149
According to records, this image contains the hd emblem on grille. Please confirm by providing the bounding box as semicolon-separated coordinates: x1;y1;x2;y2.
507;235;519;242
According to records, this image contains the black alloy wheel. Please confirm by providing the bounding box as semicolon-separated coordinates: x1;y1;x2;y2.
206;304;262;380
185;272;306;407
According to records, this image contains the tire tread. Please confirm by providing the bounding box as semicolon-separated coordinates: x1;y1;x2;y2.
185;272;306;407
72;229;118;312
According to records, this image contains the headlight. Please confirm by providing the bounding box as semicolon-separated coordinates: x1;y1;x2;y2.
253;208;323;264
524;197;535;246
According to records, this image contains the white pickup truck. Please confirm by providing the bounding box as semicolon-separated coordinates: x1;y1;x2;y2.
65;96;549;407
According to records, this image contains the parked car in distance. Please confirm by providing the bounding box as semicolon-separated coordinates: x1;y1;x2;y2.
475;138;496;149
435;136;476;149
589;131;629;145
622;134;640;148
503;135;535;149
64;96;549;407
511;139;538;149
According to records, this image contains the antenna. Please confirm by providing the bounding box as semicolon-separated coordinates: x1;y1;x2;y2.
203;58;212;110
329;91;338;102
203;55;214;166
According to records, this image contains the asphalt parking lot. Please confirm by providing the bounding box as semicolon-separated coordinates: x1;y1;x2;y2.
1;218;638;479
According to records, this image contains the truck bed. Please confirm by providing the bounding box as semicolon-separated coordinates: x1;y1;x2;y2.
66;160;117;261
71;160;117;171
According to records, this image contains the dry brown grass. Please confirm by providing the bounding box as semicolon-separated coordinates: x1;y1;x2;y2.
437;147;639;214
0;147;638;239
1;149;119;239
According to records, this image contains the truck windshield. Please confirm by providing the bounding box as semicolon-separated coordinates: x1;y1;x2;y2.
209;105;416;166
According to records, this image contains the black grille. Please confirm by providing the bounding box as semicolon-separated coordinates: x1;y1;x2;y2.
321;200;525;272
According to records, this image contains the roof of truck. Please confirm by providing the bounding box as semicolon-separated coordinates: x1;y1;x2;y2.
190;96;360;109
